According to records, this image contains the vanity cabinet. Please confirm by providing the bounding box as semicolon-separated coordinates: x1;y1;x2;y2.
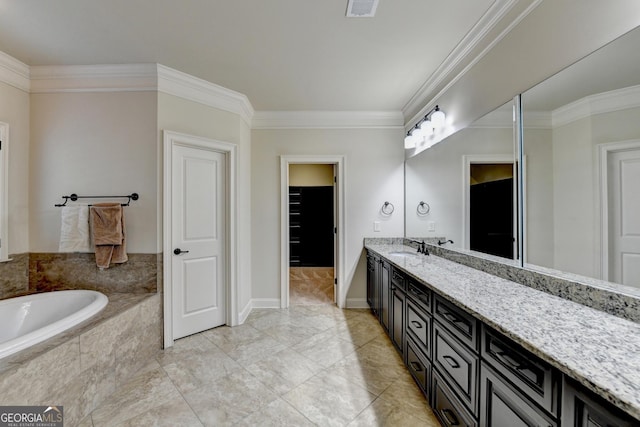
562;378;638;427
364;249;639;427
366;253;378;315
390;268;406;353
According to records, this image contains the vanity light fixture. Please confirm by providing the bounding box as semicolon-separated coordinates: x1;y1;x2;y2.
404;105;446;149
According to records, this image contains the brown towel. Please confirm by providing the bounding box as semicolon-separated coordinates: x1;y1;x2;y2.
90;203;128;268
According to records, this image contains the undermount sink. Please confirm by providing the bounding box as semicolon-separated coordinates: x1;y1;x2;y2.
388;251;418;257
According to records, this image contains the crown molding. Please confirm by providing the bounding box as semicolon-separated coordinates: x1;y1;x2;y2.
29;63;158;93
0;51;30;92
252;110;404;129
402;0;521;120
157;64;254;126
404;0;543;128
552;85;640;128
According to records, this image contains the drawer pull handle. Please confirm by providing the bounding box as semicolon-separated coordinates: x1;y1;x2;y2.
495;350;542;385
441;408;460;426
410;361;423;372
442;355;461;369
411;320;423;329
441;310;461;324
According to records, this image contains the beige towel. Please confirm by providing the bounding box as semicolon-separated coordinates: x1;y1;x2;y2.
59;205;91;252
90;203;128;268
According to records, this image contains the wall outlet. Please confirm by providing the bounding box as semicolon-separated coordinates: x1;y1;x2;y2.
428;221;436;232
374;221;381;232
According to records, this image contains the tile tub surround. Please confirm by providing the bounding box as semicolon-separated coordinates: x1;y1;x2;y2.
0;253;29;299
365;242;640;421
0;292;161;427
29;252;159;294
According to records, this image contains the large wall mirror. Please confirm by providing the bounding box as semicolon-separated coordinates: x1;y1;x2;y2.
405;100;517;259
522;26;640;288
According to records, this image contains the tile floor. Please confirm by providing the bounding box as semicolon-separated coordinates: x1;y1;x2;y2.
290;267;335;305
83;294;440;426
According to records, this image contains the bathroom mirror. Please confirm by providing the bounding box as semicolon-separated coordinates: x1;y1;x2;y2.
522;25;640;288
405;100;517;260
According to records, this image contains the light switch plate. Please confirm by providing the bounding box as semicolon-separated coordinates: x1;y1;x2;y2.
428;221;436;232
374;221;381;232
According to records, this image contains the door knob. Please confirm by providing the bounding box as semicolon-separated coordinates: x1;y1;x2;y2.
174;248;190;255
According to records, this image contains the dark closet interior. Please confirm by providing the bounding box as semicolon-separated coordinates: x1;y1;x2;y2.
470;177;514;259
289;186;334;267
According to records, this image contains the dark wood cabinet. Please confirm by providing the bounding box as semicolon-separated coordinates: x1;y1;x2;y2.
562;378;638;427
364;249;638;426
380;260;390;333
480;362;557;427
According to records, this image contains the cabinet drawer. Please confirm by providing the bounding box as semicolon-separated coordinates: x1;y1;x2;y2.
433;370;478;427
406;338;431;398
480;362;557;427
434;323;478;415
407;280;431;311
435;295;478;350
407;300;431;356
391;267;406;291
482;327;559;416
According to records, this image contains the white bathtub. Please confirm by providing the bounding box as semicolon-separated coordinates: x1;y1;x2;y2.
0;290;108;359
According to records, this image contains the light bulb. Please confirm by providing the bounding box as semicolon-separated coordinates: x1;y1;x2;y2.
419;119;433;136
431;107;445;129
404;134;415;149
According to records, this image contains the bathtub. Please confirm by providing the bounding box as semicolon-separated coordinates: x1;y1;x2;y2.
0;290;108;359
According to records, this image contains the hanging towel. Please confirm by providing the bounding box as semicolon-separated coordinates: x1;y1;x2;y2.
90;203;128;269
59;205;91;252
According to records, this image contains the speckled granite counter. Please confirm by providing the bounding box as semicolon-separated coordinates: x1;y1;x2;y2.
365;242;640;421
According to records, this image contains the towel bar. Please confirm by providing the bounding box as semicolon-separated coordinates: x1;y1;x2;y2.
55;193;139;207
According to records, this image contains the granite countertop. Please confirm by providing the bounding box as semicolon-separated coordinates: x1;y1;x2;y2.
365;243;640;421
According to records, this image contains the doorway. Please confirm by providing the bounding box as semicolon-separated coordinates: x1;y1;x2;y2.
600;140;640;288
280;155;345;308
288;164;335;305
163;131;238;348
463;155;516;259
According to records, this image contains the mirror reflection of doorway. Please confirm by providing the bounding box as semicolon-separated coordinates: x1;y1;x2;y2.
469;163;514;259
288;164;336;305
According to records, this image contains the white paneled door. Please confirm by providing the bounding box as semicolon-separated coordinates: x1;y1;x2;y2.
608;147;640;288
171;143;226;339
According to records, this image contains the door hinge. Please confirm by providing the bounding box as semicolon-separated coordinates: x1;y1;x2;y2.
334;227;337;234
334;176;337;183
334;278;337;285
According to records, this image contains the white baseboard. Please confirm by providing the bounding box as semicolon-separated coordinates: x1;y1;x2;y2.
238;300;253;325
251;298;282;309
346;298;369;309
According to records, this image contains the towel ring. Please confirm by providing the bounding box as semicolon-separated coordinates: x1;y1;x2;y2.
381;201;394;215
417;201;430;215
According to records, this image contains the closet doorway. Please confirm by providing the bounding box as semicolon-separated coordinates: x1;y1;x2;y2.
463;155;517;260
280;156;345;308
289;164;335;305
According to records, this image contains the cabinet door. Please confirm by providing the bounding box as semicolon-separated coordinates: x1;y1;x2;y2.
480;362;557;427
380;260;390;332
366;254;375;311
392;287;405;353
562;378;638;427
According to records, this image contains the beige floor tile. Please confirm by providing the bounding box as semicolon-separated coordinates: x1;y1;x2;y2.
200;323;264;351
245;348;322;395
378;376;436;424
348;397;439;427
234;398;315;427
183;369;279;427
283;373;376;427
117;398;203;427
260;322;327;347
292;333;358;368
76;415;94;427
91;365;181;427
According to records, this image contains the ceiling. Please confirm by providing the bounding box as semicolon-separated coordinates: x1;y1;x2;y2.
0;0;502;112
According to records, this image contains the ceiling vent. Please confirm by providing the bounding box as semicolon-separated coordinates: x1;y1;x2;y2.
346;0;379;17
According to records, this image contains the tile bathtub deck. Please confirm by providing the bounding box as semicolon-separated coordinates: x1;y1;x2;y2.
83;305;440;426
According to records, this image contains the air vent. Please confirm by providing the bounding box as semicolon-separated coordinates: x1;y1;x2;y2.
346;0;379;17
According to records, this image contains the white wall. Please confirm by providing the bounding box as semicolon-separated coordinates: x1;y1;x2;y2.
29;91;158;253
405;127;513;246
289;164;333;186
0;81;30;255
157;92;252;317
251;127;404;305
